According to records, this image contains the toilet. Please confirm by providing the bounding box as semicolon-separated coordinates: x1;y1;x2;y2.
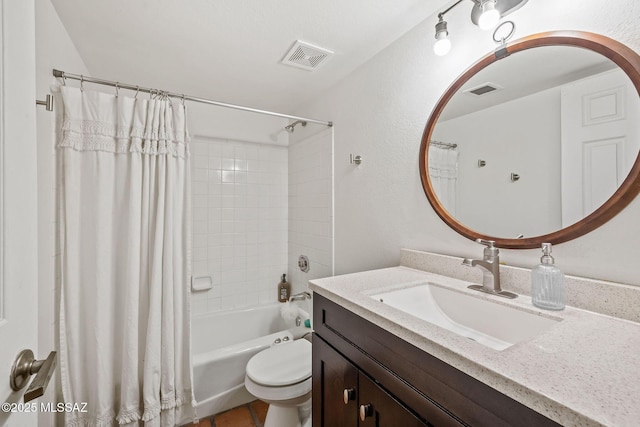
245;338;312;427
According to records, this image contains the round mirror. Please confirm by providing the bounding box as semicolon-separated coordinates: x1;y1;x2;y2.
420;31;640;248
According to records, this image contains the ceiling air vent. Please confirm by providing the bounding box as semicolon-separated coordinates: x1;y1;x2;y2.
281;40;333;71
464;82;503;96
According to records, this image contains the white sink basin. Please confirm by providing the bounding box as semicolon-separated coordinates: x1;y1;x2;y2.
370;282;561;351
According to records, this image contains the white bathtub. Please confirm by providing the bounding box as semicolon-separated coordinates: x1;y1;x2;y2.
192;302;310;418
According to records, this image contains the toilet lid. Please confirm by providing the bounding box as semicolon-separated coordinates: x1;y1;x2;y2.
246;339;312;386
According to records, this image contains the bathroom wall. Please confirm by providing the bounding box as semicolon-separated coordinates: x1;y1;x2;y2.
294;0;640;286
288;128;334;295
35;1;91;425
189;134;289;315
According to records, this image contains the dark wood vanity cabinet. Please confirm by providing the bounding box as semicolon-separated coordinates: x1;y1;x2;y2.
312;294;561;427
313;336;429;427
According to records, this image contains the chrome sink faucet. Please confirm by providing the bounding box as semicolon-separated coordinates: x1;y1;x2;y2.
462;239;517;299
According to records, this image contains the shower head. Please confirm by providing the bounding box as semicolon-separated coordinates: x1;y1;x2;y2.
284;120;307;133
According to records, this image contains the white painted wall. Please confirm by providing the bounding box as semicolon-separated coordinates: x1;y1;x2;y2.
288;128;334;295
433;86;561;238
294;0;640;286
188;102;290;147
35;1;91;425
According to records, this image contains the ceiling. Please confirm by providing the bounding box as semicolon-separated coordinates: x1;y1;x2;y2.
51;0;448;113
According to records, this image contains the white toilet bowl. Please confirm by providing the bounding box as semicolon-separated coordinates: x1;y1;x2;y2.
245;338;312;427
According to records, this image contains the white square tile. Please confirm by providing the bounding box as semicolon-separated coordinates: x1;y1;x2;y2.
193;220;208;235
222;183;235;196
193;168;208;182
192;260;207;275
194;157;208;169
208;170;222;184
222;158;235;171
208;143;222;157
235;171;247;184
192;182;207;195
193;234;207;248
208;220;221;233
193;195;208;208
194;207;207;222
246;147;258;160
193;247;208;261
220;220;234;234
221;170;235;183
209;183;222;196
192;142;208;156
235;146;247;159
222;196;234;209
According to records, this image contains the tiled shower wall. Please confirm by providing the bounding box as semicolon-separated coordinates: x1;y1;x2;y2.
190;137;288;315
288;129;334;293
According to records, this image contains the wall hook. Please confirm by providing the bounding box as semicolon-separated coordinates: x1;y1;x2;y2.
510;172;520;182
36;94;54;112
478;159;486;167
350;154;362;165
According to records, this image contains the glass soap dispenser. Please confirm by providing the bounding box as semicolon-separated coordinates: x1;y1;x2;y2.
531;243;565;310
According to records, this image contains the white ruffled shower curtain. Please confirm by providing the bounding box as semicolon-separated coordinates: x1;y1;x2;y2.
428;145;459;215
58;86;195;426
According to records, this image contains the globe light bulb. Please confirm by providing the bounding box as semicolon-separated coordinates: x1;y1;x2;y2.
478;1;500;30
434;37;452;56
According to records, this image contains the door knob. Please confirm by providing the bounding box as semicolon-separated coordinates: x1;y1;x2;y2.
343;388;355;404
10;349;57;402
359;403;373;421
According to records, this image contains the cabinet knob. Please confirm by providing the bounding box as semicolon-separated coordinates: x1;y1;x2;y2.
343;388;355;404
359;403;373;421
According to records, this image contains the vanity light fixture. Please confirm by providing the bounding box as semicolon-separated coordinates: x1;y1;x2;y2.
433;0;528;56
434;16;452;56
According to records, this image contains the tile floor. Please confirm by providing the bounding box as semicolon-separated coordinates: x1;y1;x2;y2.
184;400;268;427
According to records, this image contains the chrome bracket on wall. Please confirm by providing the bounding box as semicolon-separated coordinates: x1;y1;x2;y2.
349;154;362;165
36;94;54;112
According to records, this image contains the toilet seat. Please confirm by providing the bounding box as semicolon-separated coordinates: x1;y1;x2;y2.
246;339;312;386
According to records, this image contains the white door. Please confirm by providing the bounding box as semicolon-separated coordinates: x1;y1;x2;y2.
561;68;640;227
0;1;40;426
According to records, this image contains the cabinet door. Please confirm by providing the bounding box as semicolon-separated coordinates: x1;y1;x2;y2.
313;336;359;427
358;374;428;427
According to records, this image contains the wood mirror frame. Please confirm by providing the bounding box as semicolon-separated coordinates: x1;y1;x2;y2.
419;31;640;249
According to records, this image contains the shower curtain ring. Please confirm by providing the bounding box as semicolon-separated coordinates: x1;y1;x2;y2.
181;94;185;105
134;86;140;99
61;74;67;86
115;82;120;98
80;75;84;91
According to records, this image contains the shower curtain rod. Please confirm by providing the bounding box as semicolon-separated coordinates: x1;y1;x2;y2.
52;69;333;127
430;140;458;149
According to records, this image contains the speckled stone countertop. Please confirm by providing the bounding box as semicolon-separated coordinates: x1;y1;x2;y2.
309;265;640;427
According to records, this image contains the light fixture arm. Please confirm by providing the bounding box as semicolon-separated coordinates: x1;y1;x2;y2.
438;0;466;20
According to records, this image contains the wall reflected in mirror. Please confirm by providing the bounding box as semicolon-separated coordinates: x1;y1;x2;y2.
430;46;640;239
